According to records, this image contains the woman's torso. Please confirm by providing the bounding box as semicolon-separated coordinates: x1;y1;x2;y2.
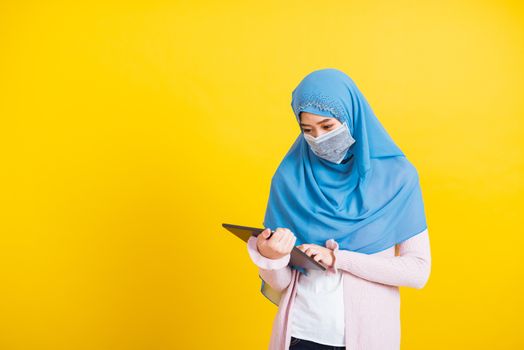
272;244;401;350
290;268;346;346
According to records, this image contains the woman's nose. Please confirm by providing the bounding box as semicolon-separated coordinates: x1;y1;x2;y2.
311;130;326;138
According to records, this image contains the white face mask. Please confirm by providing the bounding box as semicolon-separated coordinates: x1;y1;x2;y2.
303;122;356;164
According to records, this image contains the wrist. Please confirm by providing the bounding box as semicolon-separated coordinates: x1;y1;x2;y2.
247;237;291;270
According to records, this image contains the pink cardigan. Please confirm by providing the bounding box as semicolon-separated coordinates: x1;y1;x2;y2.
246;229;431;350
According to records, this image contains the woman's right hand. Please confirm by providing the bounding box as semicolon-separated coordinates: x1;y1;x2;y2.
256;227;297;260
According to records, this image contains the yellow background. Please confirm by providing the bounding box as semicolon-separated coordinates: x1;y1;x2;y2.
1;0;523;349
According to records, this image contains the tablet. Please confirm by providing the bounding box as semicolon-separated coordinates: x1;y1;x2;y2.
222;223;326;271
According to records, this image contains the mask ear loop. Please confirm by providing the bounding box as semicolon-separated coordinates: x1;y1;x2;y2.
345;122;356;145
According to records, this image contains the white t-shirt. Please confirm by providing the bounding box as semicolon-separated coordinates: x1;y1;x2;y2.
290;268;345;346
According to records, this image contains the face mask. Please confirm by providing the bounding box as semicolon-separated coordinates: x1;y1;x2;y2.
303;122;355;164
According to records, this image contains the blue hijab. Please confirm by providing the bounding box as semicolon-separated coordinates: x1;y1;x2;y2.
258;68;427;305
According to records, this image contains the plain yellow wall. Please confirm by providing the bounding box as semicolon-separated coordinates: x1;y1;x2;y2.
1;0;523;349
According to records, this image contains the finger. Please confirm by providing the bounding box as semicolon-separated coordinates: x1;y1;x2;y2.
273;228;286;243
285;235;297;252
282;233;293;249
282;238;292;253
280;228;294;245
277;228;292;244
276;234;291;253
299;244;314;253
305;247;317;257
315;256;327;267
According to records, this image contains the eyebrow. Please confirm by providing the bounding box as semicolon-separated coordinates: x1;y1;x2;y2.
299;118;333;127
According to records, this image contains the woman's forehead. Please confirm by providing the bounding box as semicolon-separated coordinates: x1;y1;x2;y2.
300;112;341;124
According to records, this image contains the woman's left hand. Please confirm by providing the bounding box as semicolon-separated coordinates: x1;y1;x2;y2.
296;243;335;268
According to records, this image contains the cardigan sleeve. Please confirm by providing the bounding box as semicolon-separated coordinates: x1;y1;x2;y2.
246;235;293;292
327;229;432;289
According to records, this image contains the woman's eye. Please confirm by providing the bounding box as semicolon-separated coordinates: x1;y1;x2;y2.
323;125;334;129
303;129;311;133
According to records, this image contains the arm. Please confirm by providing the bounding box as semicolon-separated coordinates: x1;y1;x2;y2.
328;229;431;289
246;235;293;292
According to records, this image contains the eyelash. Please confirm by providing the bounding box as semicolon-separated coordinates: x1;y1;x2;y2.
303;125;333;133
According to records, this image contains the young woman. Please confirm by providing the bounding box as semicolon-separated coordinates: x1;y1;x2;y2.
246;68;432;350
